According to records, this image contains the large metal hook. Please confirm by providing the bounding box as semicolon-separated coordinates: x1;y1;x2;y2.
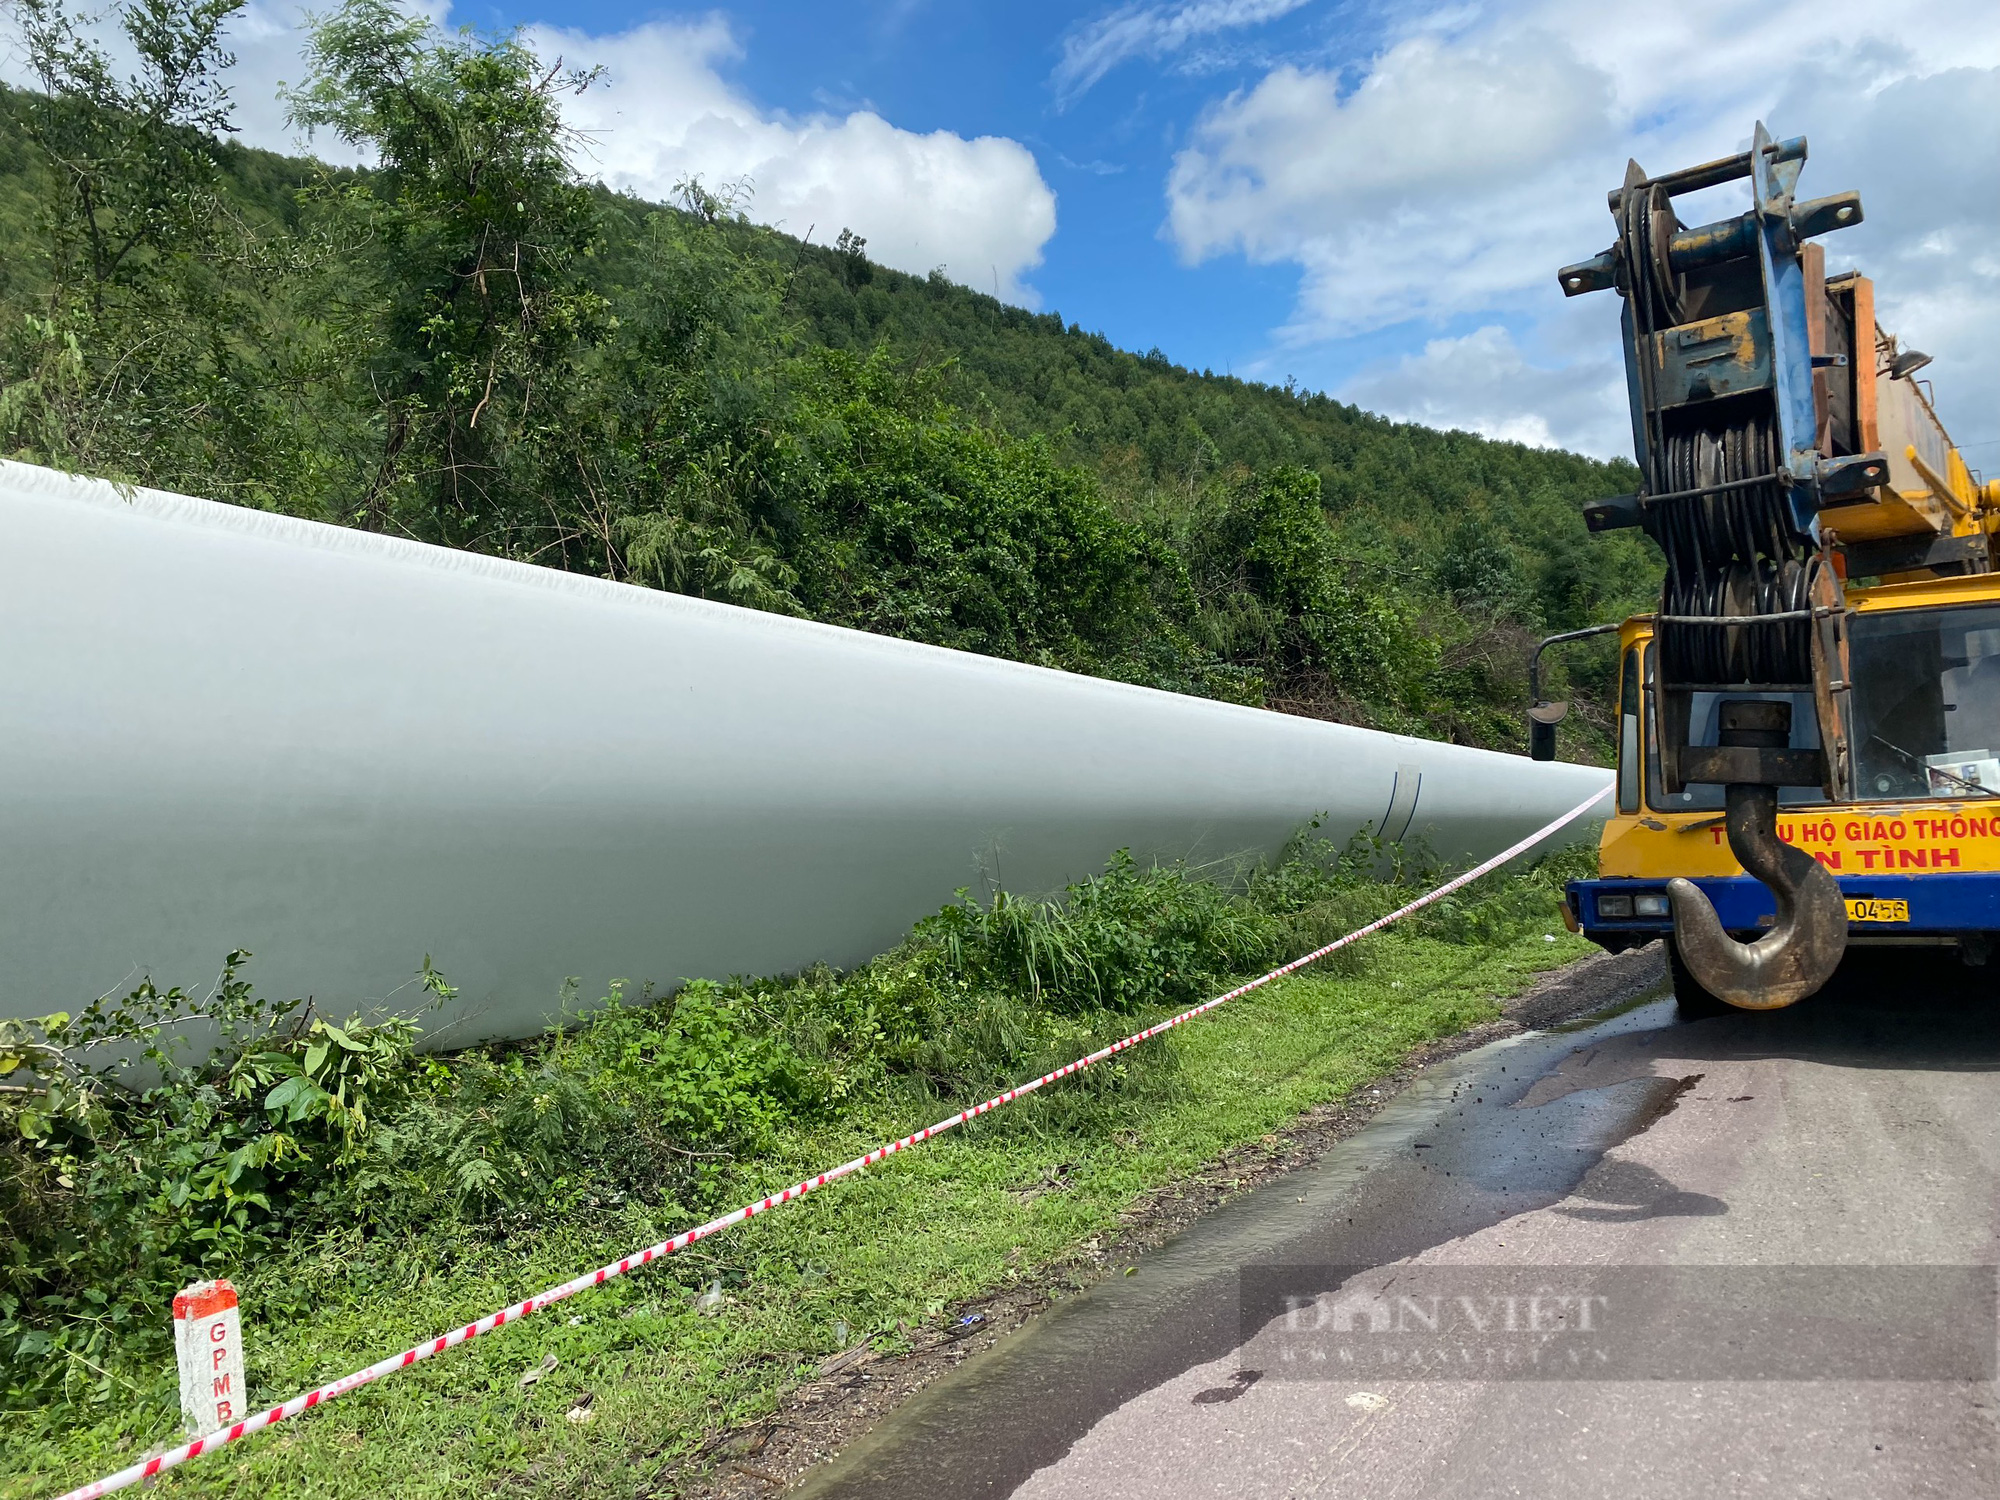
1667;781;1847;1009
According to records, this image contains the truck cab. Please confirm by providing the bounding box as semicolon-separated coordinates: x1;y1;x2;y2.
1570;568;2000;992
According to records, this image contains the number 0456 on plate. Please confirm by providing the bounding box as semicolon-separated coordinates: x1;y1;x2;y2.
1845;897;1909;923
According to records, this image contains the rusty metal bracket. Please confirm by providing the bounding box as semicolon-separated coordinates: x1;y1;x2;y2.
1678;744;1824;785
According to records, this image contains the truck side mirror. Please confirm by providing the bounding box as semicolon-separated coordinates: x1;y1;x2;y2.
1526;622;1619;762
1528;700;1568;761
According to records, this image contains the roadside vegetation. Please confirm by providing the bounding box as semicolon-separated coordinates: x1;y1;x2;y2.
0;0;1656;754
1;829;1594;1494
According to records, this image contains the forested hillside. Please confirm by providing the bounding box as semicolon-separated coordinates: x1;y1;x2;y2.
0;0;1657;752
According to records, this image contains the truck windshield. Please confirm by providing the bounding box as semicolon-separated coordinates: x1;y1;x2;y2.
1850;603;2000;799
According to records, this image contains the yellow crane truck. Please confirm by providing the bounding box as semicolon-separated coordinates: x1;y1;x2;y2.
1535;124;2000;1016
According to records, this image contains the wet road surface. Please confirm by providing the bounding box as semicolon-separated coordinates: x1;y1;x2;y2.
792;951;2000;1500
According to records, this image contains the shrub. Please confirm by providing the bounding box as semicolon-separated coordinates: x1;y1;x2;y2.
0;953;439;1405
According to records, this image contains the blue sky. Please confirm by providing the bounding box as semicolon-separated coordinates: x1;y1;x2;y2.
8;1;1999;461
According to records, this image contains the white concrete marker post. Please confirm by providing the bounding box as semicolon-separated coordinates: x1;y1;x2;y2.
173;1280;245;1434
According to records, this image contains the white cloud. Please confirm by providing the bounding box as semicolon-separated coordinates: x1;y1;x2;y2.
1168;0;2000;455
1168;33;1616;332
1341;324;1629;454
1052;0;1313;105
1;4;1057;305
532;18;1056;303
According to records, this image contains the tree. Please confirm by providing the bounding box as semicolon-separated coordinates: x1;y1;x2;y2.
14;0;240;305
0;0;253;480
283;0;605;548
587;180;806;598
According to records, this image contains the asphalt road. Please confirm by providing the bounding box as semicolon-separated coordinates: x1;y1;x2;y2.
792;949;2000;1500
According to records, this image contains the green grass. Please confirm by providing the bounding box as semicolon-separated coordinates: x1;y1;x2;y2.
3;922;1594;1499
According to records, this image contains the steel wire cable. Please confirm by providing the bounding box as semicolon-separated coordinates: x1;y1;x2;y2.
1654;414;1811;685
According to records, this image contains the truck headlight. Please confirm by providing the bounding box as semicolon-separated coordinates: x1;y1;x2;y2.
1633;891;1671;917
1598;893;1633;918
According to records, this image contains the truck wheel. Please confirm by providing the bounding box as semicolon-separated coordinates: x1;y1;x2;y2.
1667;936;1738;1020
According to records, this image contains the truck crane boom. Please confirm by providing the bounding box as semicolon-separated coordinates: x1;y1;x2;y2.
1545;123;2000;1014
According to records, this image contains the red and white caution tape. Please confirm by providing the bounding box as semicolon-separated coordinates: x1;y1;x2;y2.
54;788;1604;1500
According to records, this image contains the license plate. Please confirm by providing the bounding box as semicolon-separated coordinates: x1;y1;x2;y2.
1846;898;1909;923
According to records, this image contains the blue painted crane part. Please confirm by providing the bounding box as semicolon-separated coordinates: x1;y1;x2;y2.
0;461;1610;1044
